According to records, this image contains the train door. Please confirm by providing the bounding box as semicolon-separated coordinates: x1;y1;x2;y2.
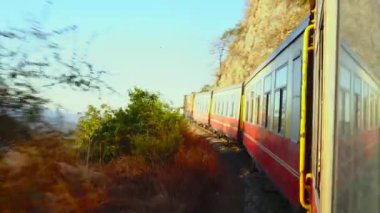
314;0;380;212
310;1;324;212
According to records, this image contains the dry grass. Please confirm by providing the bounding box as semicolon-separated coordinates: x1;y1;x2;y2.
99;128;242;212
0;128;242;212
0;137;107;212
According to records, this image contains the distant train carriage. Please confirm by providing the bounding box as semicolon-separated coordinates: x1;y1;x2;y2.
210;84;243;140
192;91;212;125
183;93;195;119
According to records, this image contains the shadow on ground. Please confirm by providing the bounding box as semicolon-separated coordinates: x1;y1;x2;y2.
192;124;301;213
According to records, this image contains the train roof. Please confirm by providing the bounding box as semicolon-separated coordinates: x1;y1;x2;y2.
193;90;212;96
244;16;310;86
212;82;243;93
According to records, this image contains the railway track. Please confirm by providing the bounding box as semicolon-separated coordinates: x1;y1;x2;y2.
190;124;300;213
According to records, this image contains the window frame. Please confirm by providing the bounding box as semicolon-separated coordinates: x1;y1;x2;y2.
263;73;272;129
290;56;302;143
273;63;288;135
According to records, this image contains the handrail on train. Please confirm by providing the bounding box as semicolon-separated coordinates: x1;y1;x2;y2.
299;9;315;212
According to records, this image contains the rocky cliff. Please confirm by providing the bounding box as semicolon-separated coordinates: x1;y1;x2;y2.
215;0;309;87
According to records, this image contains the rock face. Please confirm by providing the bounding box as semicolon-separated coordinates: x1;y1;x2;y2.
215;0;309;87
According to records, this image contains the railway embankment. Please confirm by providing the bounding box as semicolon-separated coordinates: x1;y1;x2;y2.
190;124;297;213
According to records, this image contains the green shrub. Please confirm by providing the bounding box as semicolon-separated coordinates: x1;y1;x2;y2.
75;87;185;164
76;104;123;164
131;129;183;164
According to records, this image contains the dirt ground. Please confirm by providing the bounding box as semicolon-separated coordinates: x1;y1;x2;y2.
190;124;301;213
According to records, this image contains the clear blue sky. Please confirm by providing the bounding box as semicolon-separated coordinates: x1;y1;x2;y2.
0;0;245;113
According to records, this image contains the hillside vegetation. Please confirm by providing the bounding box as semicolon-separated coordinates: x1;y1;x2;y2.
0;88;241;212
215;0;309;87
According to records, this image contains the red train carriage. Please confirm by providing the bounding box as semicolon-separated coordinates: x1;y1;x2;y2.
210;84;243;140
241;18;308;206
183;1;380;212
192;91;212;126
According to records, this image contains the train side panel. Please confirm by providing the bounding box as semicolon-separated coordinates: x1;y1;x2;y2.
183;94;195;119
242;30;305;206
193;92;212;125
210;85;242;140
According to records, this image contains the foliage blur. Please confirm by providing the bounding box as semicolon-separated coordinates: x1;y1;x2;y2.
0;1;111;126
0;137;107;212
76;87;185;164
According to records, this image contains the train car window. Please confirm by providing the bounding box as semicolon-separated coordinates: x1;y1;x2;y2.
218;99;221;115
226;100;229;117
227;98;230;117
263;93;271;128
256;81;262;125
249;92;254;123
369;90;373;128
218;99;220;115
232;99;235;118
291;57;301;142
338;67;351;137
274;91;280;132
363;82;369;130
263;75;272;128
376;95;379;126
225;98;228;117
232;96;236;118
226;98;229;116
353;76;362;131
274;64;288;134
256;95;261;125
230;96;235;118
370;91;375;128
273;89;287;134
221;100;224;116
230;99;233;117
221;100;223;115
275;65;287;88
264;75;272;92
245;99;249;122
280;89;286;134
250;91;257;124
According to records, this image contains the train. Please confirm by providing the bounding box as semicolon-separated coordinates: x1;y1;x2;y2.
183;1;380;212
